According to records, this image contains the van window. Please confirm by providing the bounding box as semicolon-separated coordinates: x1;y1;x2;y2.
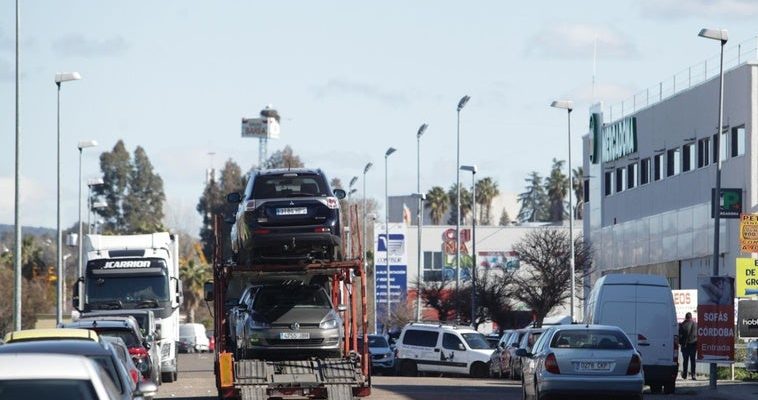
402;330;439;347
442;333;465;351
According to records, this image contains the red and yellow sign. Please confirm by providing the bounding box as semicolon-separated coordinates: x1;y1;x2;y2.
740;214;758;253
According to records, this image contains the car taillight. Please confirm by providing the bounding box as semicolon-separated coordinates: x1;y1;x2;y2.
325;197;339;209
244;200;257;211
627;354;642;375
544;353;560;374
129;347;148;357
253;228;271;234
314;227;330;233
129;369;139;384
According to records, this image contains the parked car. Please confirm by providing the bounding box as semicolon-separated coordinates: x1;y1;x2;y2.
0;353;123;400
358;334;395;374
179;323;210;353
3;327;99;343
394;322;493;378
485;333;501;349
62;316;161;386
81;309;158;340
584;273;678;394
0;339;151;400
510;328;546;380
518;324;644;400
232;282;344;359
746;340;758;372
489;329;514;378
227;168;347;264
499;329;527;379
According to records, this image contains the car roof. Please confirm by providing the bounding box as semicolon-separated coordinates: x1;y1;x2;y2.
0;353;101;380
82;309;153;317
3;328;99;343
549;324;626;332
0;339;112;356
256;168;322;176
596;273;670;287
402;322;479;334
64;317;141;332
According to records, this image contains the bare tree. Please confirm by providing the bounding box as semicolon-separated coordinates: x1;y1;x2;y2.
511;229;592;327
418;278;457;322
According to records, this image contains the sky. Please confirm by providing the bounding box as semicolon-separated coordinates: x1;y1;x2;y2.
2;0;758;236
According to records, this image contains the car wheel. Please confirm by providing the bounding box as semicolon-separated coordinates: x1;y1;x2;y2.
399;360;418;377
663;380;676;394
470;362;489;379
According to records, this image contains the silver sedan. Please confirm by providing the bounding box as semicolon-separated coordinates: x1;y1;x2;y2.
518;324;644;400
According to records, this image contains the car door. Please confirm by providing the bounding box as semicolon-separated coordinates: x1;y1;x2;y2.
438;333;469;374
523;329;551;392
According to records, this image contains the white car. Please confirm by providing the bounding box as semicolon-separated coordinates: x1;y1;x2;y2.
394;322;494;378
179;323;210;353
0;353;122;399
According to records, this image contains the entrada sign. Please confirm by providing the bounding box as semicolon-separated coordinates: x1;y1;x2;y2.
601;117;638;163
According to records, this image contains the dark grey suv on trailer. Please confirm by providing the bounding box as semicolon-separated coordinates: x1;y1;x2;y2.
228;168;346;264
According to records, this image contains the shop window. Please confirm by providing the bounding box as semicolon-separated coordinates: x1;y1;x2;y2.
423;251;443;281
731;126;745;157
616;167;625;193
640;158;651;185
666;148;680;177
604;171;613;196
627;162;637;189
698;137;710;168
654;153;664;181
683;143;695;172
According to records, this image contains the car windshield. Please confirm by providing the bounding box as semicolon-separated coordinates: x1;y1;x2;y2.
87;275;169;304
253;174;329;198
0;380;98;400
94;329;140;347
368;336;389;348
253;286;331;311
461;332;491;349
550;329;633;350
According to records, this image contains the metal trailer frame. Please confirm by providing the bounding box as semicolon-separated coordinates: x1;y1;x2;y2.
211;206;371;400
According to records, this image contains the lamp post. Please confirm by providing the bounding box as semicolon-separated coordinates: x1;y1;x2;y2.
13;0;22;331
455;95;470;322
346;176;358;259
55;71;82;325
77;140;97;280
699;26;728;391
410;192;426;321
362;162;374;332
87;178;104;238
460;165;477;325
551;99;575;321
384;147;396;333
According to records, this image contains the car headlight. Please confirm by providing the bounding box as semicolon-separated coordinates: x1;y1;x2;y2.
319;319;339;329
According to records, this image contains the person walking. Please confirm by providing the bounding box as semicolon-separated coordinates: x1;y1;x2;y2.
679;312;698;380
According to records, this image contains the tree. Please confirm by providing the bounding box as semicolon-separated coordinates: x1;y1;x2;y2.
475;177;499;225
572;166;585;220
425;186;448;225
498;208;511;226
196;159;245;262
419;278;457;321
545;158;568;223
511;229;593;327
446;183;472;225
94;140;131;232
180;258;211;323
517;172;548;222
123;146;166;233
263;145;304;169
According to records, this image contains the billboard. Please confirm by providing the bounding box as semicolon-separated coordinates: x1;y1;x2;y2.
738;300;758;338
241;117;280;139
374;223;408;306
478;251;520;271
672;289;698;323
736;258;758;297
697;276;735;362
739;214;758;253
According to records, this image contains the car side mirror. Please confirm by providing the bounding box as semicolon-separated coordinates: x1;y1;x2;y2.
515;348;530;358
333;189;346;199
204;281;214;301
227;192;242;204
458;343;466;351
337;304;347;312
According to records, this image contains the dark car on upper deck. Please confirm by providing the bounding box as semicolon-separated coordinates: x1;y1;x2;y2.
227;168;346;265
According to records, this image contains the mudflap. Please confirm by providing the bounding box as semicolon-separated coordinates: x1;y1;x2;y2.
326;385;353;400
240;385;267;400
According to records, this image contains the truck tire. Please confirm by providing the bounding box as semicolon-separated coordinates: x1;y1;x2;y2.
161;371;176;383
470;362;489;379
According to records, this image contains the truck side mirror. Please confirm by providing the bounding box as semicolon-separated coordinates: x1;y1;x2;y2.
204;281;214;301
72;277;83;311
226;192;242;204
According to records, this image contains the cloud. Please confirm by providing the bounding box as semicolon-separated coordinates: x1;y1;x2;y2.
52;34;129;57
526;23;637;59
311;78;408;106
640;0;758;19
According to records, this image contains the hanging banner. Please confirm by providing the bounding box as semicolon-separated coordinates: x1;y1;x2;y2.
697;276;735;362
736;258;758;297
739;214;758;253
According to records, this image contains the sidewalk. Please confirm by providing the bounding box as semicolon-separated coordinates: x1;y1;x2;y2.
644;378;758;399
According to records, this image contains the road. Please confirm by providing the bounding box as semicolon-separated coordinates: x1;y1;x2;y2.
157;353;756;400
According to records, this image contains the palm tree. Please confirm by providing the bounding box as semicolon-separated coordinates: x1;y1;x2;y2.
180;258;211;323
447;183;472;225
572;167;584;220
425;186;448;225
475;177;499;225
545;158;568;222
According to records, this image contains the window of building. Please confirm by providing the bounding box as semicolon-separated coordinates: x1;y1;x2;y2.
604;171;613;196
423;251;443;281
682;143;695;172
640;158;651;185
627;162;637;189
616;167;625;193
713;133;720;163
583;179;589;203
697;137;710;168
731;126;745;157
720;130;730;161
654;153;664;181
666;148;680;177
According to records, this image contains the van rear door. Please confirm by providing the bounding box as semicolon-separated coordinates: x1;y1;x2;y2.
635;285;676;366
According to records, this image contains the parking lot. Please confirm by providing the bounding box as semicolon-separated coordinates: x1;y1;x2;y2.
157;353;757;400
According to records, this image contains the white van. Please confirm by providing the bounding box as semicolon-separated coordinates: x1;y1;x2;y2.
179;323;210;353
394;322;494;378
584;274;678;394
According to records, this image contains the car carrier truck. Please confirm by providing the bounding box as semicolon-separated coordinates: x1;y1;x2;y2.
73;232;183;382
205;207;371;400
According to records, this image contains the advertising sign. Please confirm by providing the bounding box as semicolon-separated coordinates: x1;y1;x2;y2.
736;258;758;297
711;188;743;219
672;289;698;323
241;117;281;139
374;223;408;306
738;300;758;338
739;214;758;253
697;276;735;361
479;251;520;271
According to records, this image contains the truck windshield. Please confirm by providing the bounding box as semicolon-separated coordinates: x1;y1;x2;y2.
87;275;169;304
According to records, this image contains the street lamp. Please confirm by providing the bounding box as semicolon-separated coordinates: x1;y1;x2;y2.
455;95;470;321
77;140;97;281
551;99;575;322
13;0;22;331
384;147;396;333
410;192;426;321
460;165;477;325
699;26;728;391
87;178;104;239
55;71;82;325
346;176;359;259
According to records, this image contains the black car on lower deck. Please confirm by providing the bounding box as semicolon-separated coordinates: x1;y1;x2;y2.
228;168;346;265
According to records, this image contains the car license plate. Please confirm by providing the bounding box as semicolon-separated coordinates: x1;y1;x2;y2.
280;332;310;340
276;207;308;216
576;360;612;371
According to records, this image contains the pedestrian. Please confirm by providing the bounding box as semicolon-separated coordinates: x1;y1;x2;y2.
679;312;697;380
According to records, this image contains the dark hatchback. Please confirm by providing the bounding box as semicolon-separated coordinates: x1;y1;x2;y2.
228;168;346;264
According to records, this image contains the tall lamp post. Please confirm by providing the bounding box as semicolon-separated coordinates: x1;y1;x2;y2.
77;140;97;280
698;26;728;391
460;165;477;325
550;99;575;321
455;95;470;322
13;0;22;331
55;71;82;325
346;176;358;259
362;162;374;332
384;147;396;333
410;192;426;321
87;178;104;237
